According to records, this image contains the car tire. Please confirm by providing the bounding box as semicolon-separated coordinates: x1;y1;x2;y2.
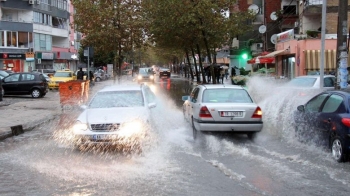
95;77;101;82
331;136;346;162
31;88;42;98
191;117;197;140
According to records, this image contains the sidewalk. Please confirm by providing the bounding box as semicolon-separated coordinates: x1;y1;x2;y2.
0;78;123;141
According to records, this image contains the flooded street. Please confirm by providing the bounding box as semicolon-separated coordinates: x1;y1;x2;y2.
0;76;350;196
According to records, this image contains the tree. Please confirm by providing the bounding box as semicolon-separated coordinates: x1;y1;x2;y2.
72;0;147;83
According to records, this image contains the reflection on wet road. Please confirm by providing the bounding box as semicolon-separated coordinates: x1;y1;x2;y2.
0;76;349;195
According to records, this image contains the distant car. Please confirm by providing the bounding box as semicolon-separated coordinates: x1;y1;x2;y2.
0;78;3;101
137;67;155;83
182;84;263;139
294;90;350;162
94;69;108;82
159;67;171;78
32;69;56;77
285;75;336;90
1;72;48;98
71;84;157;152
42;73;51;82
48;69;76;90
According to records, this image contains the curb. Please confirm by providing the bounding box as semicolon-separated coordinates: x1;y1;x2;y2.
0;113;60;141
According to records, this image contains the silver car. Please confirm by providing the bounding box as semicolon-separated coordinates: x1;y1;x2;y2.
182;84;263;140
72;84;157;152
285;75;336;89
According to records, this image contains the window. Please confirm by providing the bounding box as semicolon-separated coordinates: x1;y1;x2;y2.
322;94;344;113
324;77;335;87
283;5;297;15
7;31;17;47
191;88;200;103
21;74;35;81
4;74;20;82
33;12;52;26
305;93;328;112
34;33;52;51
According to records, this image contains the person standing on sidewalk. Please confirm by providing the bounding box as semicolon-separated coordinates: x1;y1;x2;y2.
77;68;84;80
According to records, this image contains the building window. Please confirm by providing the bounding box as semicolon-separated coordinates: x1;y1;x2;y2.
283;5;297;15
34;33;52;51
0;31;32;48
33;12;52;26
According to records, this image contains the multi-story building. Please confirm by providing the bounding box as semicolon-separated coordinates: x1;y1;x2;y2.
0;0;79;72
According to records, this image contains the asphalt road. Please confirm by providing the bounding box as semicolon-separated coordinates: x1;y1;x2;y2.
0;76;350;196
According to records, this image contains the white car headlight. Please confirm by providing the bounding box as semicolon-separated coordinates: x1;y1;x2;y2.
150;75;154;79
138;75;143;80
118;120;145;138
73;121;88;132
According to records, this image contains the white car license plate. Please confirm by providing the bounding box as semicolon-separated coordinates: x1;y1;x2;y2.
221;111;243;117
91;135;107;140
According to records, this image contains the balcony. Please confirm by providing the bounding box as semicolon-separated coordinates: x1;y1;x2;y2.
33;24;68;38
303;0;322;16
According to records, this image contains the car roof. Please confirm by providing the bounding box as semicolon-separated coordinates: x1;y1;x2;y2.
294;75;334;78
199;84;244;90
99;84;145;92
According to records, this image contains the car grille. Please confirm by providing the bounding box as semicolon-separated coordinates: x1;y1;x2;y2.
90;123;120;132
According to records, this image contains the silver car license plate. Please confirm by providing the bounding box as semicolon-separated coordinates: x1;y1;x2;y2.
221;111;243;117
91;135;107;140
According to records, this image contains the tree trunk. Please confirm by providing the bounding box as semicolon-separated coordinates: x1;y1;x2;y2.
196;44;206;83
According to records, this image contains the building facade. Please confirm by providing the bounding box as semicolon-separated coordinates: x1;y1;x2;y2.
0;0;79;72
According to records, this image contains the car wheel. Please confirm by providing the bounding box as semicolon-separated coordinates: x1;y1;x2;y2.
331;136;346;162
191;117;197;140
31;88;42;98
95;77;101;82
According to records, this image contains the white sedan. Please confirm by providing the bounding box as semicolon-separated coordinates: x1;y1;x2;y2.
72;84;157;152
182;84;263;140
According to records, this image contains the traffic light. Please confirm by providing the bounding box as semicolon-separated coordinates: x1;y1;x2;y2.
241;53;248;60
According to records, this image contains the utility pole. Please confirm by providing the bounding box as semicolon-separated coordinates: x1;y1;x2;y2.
336;0;348;89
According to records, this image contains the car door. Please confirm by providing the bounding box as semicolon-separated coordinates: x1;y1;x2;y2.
2;73;21;94
300;93;330;131
189;87;201;122
19;73;36;94
318;93;345;139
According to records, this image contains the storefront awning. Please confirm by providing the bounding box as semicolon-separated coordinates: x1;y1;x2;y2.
247;56;275;64
305;49;336;70
261;49;288;58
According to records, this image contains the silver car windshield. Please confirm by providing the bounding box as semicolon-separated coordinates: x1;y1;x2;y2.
202;89;252;103
89;90;144;108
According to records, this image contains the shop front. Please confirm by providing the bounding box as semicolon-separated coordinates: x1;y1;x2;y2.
35;52;54;70
0;53;26;72
54;52;79;71
260;29;338;78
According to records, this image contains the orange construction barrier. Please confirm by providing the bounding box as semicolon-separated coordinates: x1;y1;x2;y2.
59;80;85;106
83;80;90;103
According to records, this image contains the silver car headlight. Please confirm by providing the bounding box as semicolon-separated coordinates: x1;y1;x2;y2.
138;75;143;80
118;120;144;138
73;121;88;132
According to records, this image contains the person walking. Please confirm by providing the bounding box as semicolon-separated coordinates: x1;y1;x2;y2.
220;67;225;84
77;68;84;80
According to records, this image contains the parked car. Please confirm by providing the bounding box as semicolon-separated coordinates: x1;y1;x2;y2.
0;78;3;101
294;90;350;162
159;67;171;78
4;70;15;74
71;84;157;152
137;67;155;83
0;70;9;79
1;72;48;98
285;75;336;89
182;84;263;139
94;69;108;82
32;69;56;77
48;69;76;90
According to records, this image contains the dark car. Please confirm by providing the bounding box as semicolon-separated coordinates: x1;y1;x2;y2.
159;67;171;78
0;78;3;101
294;90;350;162
0;70;9;79
137;67;155;83
32;69;56;77
2;72;48;98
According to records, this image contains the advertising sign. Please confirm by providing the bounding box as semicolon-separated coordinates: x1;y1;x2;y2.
277;29;294;43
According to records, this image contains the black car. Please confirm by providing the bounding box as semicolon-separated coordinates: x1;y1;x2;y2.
137;67;155;83
1;72;48;98
294;90;350;162
0;78;3;101
159;67;171;78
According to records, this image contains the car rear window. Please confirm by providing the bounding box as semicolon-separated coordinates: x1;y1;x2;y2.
89;90;144;108
202;89;253;103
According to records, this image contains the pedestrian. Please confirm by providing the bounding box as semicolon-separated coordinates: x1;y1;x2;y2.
220;67;225;84
88;70;95;86
77;67;84;80
225;69;228;80
214;66;220;84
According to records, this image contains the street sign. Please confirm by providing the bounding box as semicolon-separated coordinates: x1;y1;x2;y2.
26;52;35;62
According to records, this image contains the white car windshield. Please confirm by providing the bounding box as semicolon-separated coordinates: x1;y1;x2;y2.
202;89;253;103
89;90;144;108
